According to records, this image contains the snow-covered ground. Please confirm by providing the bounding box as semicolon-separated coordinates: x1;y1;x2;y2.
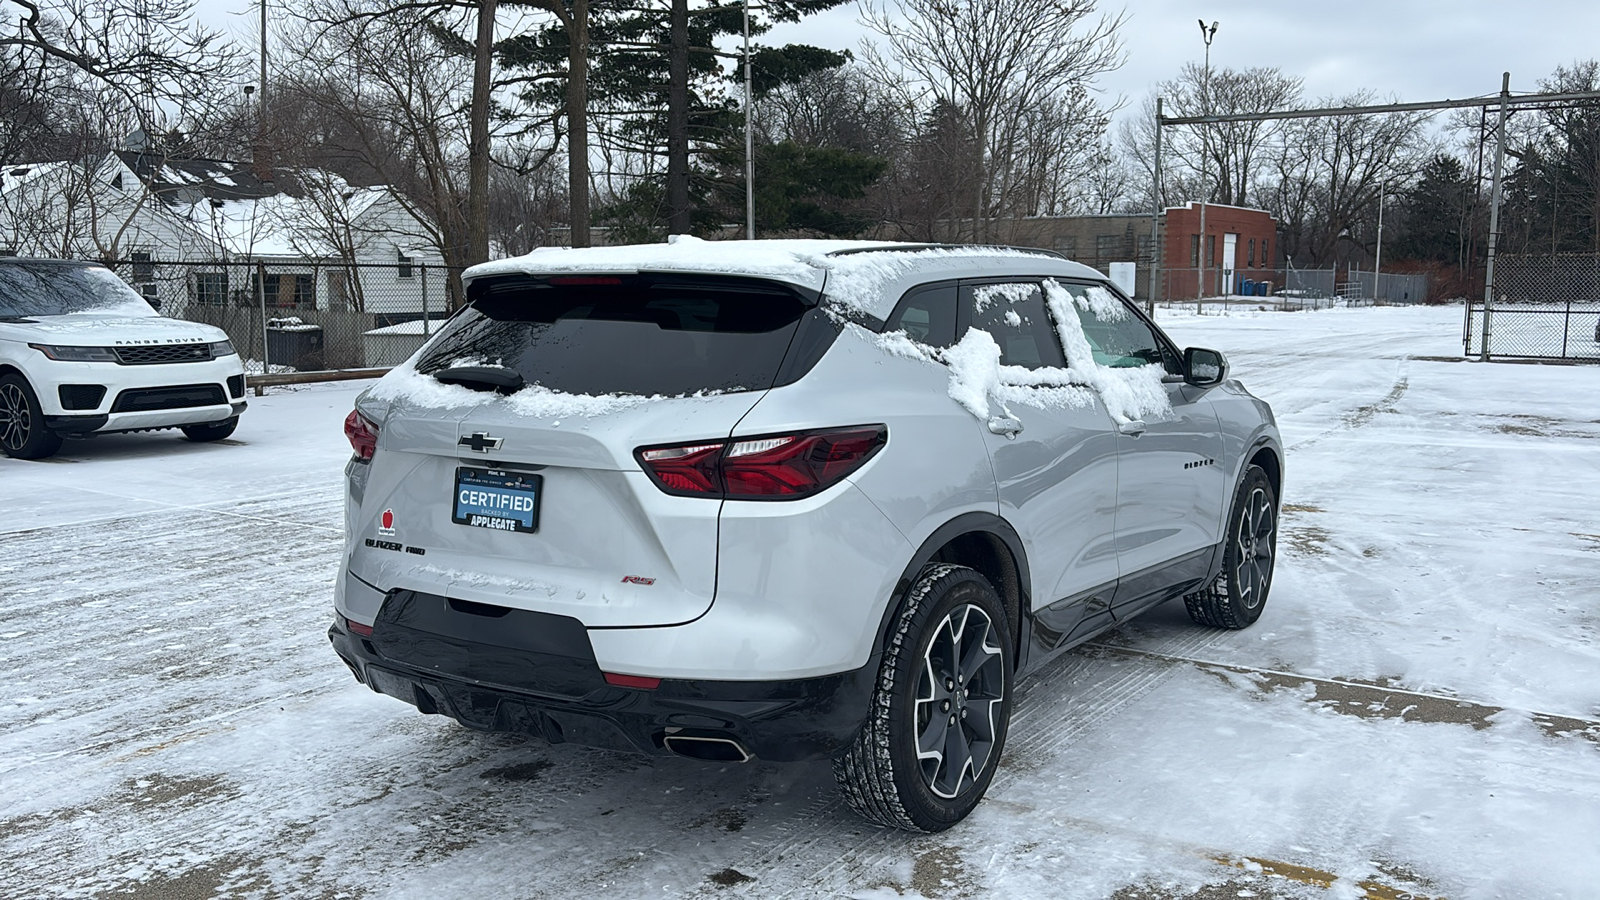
2;305;1597;899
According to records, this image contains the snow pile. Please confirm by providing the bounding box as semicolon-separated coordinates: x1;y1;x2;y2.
814;245;1043;317
871;277;1170;426
362;361;721;419
1043;279;1171;424
465;234;846;291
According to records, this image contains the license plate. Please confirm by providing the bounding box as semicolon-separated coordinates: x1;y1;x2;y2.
453;467;542;533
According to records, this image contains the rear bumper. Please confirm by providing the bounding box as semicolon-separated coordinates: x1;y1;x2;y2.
328;589;874;761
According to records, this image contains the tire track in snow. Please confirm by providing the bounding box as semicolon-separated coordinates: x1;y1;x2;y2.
679;625;1234;898
1287;357;1410;453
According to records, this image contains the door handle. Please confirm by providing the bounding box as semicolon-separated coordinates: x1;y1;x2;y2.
1117;420;1147;437
987;415;1025;439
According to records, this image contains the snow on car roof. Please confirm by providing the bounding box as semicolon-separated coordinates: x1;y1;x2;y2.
462;236;1107;320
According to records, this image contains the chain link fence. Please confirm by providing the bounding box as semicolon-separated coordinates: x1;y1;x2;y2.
1465;254;1600;360
107;260;466;374
1154;266;1430;311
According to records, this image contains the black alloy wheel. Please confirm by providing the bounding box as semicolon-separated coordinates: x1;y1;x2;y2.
835;563;1014;832
0;374;64;460
915;602;1007;800
1185;464;1277;629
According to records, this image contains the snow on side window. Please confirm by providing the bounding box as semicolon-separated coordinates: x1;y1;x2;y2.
1042;279;1171;425
1077;285;1130;321
973;282;1039;311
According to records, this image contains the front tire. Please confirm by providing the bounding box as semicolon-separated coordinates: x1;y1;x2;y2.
0;374;64;460
1185;464;1278;629
834;564;1013;832
181;417;238;442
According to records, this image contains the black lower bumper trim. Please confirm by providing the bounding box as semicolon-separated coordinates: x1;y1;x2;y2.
43;414;108;434
329;590;874;761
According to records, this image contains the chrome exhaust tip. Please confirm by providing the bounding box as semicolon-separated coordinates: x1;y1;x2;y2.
662;732;752;763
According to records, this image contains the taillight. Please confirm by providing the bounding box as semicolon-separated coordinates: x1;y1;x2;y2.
344;409;379;461
636;426;886;500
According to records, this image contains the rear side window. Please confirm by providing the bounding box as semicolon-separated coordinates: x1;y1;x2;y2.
886;283;959;348
415;274;816;395
963;281;1066;369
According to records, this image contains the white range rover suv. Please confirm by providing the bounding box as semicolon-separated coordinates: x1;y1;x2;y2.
0;259;247;460
329;239;1282;831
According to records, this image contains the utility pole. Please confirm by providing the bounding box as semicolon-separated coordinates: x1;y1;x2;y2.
1373;184;1384;302
1149;96;1163;315
467;0;496;265
667;0;691;234
1480;72;1511;361
743;0;755;239
259;0;267;107
1196;18;1217;312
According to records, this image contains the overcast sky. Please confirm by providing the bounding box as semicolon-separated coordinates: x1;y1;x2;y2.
200;0;1600;119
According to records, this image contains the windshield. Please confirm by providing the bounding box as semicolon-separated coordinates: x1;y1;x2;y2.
0;263;156;318
415;274;815;396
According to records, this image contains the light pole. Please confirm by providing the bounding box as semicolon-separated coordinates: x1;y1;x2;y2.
1196;18;1216;311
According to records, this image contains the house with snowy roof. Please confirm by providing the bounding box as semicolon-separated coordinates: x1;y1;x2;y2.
0;145;444;321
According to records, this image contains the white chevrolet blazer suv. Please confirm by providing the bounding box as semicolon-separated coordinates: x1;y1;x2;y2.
329;239;1282;831
0;258;247;459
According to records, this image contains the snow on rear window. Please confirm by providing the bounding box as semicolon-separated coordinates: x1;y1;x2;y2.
363;360;727;420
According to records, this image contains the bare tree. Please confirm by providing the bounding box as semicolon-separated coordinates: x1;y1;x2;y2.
861;0;1123;240
1149;63;1302;208
0;0;243;129
1265;92;1432;265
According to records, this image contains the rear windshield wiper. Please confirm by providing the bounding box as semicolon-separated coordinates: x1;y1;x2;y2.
431;365;526;395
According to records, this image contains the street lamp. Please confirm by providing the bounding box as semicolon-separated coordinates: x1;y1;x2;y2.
1196;18;1217;310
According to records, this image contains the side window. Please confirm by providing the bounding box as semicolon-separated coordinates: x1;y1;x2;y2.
964;281;1066;370
886;283;958;349
1057;281;1179;373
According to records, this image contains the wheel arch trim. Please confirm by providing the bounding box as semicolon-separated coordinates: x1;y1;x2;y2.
869;512;1031;672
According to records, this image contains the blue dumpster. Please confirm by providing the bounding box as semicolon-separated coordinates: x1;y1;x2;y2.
1238;277;1253;295
1256;281;1270;296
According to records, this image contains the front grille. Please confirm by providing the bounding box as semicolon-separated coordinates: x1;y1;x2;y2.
58;384;107;410
113;343;213;365
111;384;227;413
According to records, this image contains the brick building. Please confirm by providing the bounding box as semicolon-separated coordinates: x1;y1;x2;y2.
1160;202;1278;299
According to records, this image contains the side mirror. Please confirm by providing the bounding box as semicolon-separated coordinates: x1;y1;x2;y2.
1184;347;1228;387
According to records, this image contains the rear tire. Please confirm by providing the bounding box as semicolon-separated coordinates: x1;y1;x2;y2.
1185;464;1277;629
181;417;238;442
834;564;1013;832
0;374;64;460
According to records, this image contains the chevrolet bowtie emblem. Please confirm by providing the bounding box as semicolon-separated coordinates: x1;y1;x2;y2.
458;432;504;452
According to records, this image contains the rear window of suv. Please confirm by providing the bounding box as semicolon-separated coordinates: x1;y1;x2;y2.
415;274;817;395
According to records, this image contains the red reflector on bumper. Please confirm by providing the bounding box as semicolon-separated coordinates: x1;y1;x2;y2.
345;617;374;637
603;672;661;690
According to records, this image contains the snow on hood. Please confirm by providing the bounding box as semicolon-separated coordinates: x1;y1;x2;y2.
8;313;227;344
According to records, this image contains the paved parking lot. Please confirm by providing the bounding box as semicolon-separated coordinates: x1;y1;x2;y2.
2;305;1597;899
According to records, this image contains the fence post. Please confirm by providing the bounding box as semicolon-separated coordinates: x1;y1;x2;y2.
254;260;270;394
1480;72;1511;362
421;262;431;336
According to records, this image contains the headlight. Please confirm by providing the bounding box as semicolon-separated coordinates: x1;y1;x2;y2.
209;339;237;357
28;343;118;362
